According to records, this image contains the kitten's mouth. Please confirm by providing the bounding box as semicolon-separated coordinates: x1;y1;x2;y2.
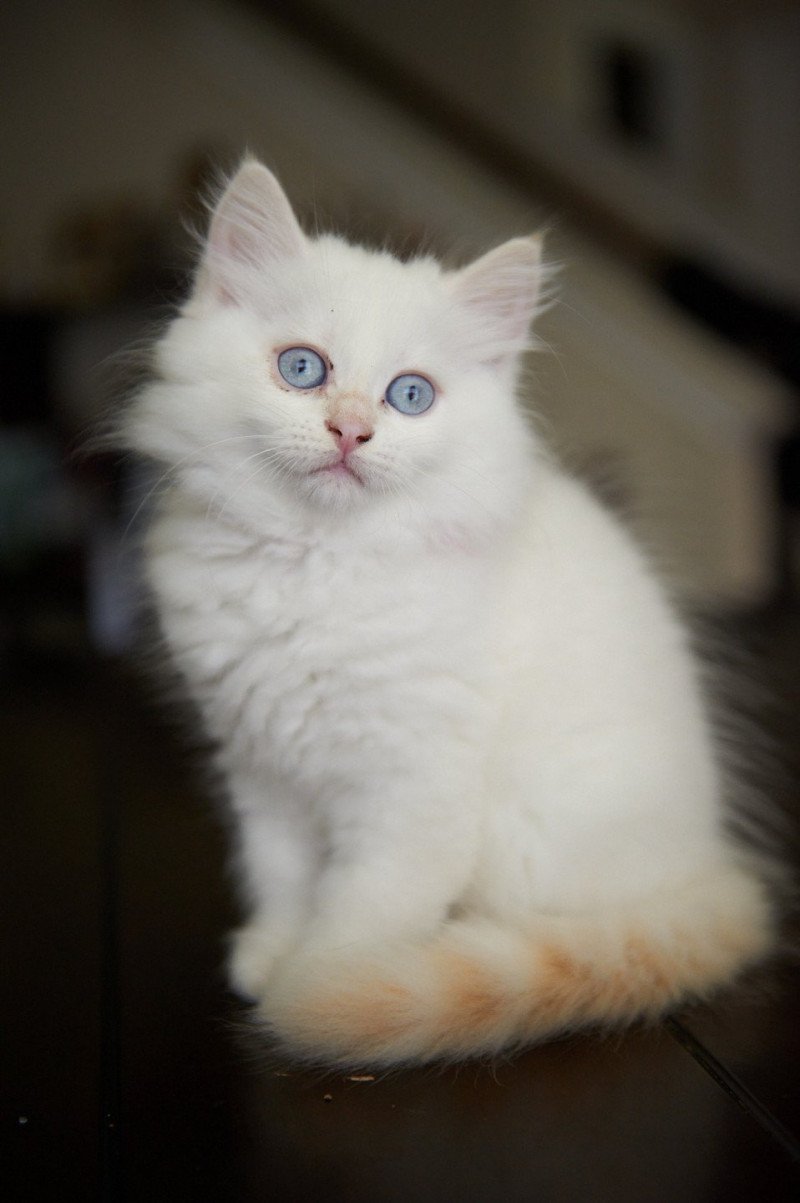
312;458;364;484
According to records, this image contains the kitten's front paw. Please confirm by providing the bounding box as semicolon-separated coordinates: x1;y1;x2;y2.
228;925;287;1001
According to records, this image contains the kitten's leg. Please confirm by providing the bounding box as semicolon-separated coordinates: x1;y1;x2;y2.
227;783;320;998
299;776;481;956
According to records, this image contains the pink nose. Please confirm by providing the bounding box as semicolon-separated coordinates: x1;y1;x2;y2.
326;418;373;457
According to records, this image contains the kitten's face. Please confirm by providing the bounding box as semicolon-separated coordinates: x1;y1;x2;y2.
135;161;542;526
207;241;482;513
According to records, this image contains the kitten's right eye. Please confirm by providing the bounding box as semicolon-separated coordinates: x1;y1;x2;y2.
277;347;327;389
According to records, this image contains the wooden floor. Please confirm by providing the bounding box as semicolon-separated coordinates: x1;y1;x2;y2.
4;613;800;1202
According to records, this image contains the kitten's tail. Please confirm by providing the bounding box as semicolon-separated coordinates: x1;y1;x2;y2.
257;863;775;1068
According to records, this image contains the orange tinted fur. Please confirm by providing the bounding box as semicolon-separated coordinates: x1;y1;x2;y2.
260;871;773;1067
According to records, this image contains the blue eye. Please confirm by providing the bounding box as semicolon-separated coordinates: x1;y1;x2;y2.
385;373;435;415
277;347;327;389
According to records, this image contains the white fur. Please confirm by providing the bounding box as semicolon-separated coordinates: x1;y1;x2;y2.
122;161;774;1066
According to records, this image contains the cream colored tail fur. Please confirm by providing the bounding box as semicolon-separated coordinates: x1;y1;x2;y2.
257;863;772;1068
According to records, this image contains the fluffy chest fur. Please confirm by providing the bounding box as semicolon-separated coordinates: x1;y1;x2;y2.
146;496;501;796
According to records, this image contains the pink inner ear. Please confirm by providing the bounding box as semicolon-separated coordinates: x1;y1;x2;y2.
478;280;533;343
216;281;238;307
452;237;542;353
197;161;307;305
211;209;251;265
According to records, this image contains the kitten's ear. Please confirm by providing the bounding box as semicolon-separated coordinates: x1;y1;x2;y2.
191;159;307;309
449;236;543;366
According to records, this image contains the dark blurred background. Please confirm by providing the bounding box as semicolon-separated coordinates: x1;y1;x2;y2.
3;3;800;1198
2;0;800;665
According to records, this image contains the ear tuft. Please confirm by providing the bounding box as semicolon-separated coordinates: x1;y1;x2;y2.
449;236;544;364
192;159;307;307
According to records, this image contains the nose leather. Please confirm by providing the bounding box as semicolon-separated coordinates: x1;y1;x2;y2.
326;418;373;457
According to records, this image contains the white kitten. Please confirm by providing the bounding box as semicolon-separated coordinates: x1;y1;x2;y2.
122;159;775;1067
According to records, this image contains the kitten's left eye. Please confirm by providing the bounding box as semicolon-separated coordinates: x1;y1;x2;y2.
277;347;327;389
385;373;435;415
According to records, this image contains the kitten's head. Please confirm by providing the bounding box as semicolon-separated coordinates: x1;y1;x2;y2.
127;160;544;532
